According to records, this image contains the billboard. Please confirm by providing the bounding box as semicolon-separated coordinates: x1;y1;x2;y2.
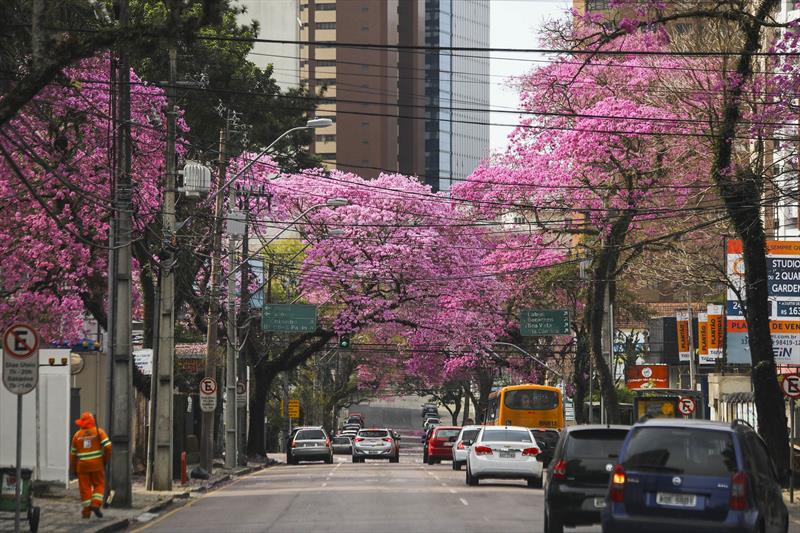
727;239;800;364
676;311;691;362
626;364;669;389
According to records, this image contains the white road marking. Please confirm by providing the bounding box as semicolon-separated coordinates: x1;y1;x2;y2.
433;475;440;480
440;482;447;487
459;498;469;506
449;489;457;494
321;482;327;487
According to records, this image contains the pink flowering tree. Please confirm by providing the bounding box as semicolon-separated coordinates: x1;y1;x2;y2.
453;30;706;422
0;55;166;341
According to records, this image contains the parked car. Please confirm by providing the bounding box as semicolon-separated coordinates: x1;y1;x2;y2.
352;428;400;463
290;427;333;464
452;425;482;471
331;435;353;455
531;428;561;468
602;419;788;533
465;426;543;488
425;426;461;465
543;425;629;533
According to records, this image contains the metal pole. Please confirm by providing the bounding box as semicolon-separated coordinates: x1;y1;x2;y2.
791;397;795;503
687;295;696;391
588;348;594;424
201;128;226;473
225;231;238;469
14;394;22;533
152;47;178;490
146;280;160;490
110;0;133;504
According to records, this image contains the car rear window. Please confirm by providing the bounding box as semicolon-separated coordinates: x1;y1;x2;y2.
460;429;480;441
505;389;559;410
359;430;389;438
565;429;628;459
332;437;350;444
481;429;532;443
295;429;325;440
623;427;737;476
435;429;460;438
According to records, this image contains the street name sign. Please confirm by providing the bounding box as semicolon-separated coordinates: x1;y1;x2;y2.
782;374;800;399
520;309;570;336
677;396;696;417
199;377;218;412
262;304;317;333
2;324;39;395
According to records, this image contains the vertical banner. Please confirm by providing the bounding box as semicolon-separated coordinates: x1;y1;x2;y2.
676;310;690;362
698;312;711;364
707;304;724;362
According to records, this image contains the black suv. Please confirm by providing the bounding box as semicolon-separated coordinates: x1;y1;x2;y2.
544;425;630;533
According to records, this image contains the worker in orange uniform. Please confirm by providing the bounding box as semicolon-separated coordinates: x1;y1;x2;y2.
69;412;112;518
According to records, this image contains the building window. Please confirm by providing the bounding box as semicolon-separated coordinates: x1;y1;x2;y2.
361;5;368;12
361;25;369;31
316;134;336;142
318;152;336;160
316;2;336;10
316;78;336;86
315;60;336;67
316;22;336;29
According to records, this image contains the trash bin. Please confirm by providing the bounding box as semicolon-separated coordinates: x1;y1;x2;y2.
0;468;40;532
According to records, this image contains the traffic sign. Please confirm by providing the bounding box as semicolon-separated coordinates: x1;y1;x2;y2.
262;304;318;333
2;324;40;395
677;396;696;417
288;399;300;419
236;381;247;407
782;374;800;399
520;309;571;336
199;377;217;412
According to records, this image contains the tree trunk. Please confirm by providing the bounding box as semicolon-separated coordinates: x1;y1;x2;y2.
451;396;462;425
573;328;589;424
587;268;620;424
461;383;471;425
246;358;279;458
476;370;493;423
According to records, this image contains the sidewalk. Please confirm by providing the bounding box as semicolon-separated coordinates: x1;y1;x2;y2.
0;464;263;533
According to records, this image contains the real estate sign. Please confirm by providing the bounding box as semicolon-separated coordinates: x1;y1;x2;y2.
727;239;800;364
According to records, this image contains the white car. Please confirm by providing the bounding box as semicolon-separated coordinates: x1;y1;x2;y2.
452;425;482;471
465;425;544;488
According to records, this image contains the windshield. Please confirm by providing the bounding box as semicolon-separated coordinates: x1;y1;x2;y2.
623;428;737;476
359;430;389;438
435;429;461;438
565;429;628;459
481;429;532;443
295;429;325;440
504;389;559;410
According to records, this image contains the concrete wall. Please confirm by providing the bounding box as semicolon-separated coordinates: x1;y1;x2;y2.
707;373;752;421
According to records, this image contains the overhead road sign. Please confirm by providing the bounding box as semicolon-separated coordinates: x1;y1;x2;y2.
520;309;570;336
262;304;317;333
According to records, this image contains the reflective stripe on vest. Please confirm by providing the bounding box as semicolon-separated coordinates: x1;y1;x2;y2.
77;450;104;460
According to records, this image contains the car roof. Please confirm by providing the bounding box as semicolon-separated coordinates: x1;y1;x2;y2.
433;426;461;431
481;425;531;431
633;418;735;432
563;424;630;433
459;425;483;431
358;427;390;431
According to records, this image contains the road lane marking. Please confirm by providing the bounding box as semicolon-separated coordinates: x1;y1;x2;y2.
440;482;447;487
322;482;327;487
449;488;457;494
459;497;469;506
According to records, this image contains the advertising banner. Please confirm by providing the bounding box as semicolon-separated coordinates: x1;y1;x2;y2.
707;304;723;362
676;311;690;362
626;364;669;389
698;312;711;365
727;239;800;364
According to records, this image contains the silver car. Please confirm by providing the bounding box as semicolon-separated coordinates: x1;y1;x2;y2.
452;425;482;471
290;427;333;464
352;428;399;463
331;435;352;455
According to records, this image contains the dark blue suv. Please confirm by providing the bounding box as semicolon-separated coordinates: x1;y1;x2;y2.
602;419;787;533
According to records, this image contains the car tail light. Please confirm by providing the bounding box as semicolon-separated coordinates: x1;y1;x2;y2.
457;442;465;450
609;465;625;503
552;460;567;480
522;447;540;457
354;437;364;443
325;438;331;447
383;437;393;443
474;445;493;455
730;471;749;510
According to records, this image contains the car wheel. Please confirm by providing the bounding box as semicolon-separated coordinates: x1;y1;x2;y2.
390;455;399;464
466;465;479;486
325;455;333;464
352;455;359;463
455;461;462;471
451;461;458;471
544;508;563;533
527;476;543;489
427;455;435;466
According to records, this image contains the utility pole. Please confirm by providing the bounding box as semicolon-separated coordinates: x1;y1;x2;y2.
151;47;177;490
109;0;133;506
687;293;696;391
237;197;250;466
224;221;238;468
201;128;226;473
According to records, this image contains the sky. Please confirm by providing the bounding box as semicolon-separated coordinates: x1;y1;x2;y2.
489;0;572;152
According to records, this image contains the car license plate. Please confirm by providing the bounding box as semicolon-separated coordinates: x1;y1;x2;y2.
499;451;515;458
594;498;606;509
443;442;452;447
656;493;697;507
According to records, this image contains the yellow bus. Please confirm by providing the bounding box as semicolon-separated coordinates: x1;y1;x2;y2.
484;384;565;429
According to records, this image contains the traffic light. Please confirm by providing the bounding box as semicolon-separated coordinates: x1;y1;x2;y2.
338;334;351;349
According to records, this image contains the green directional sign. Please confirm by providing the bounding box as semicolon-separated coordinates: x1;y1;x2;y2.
262;304;318;333
520;309;571;336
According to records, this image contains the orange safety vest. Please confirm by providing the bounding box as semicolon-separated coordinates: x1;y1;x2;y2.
70;427;111;474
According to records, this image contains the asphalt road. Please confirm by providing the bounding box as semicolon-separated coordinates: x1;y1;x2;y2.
133;454;602;533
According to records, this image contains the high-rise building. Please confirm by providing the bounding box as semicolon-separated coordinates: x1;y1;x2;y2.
237;0;301;90
239;0;489;186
